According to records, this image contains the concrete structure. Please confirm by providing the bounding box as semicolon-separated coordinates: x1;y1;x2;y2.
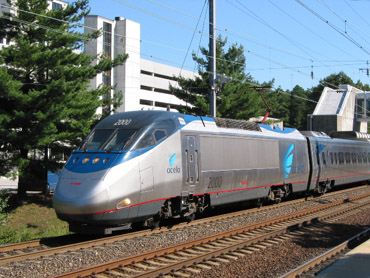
0;0;68;49
308;85;369;134
316;238;370;278
84;15;195;113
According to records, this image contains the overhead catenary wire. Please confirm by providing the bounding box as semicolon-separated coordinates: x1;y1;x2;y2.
2;0;370;117
267;0;361;60
318;0;370;46
112;0;370;93
295;0;370;57
3;1;369;85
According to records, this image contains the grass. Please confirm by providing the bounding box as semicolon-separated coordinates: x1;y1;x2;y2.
0;193;70;245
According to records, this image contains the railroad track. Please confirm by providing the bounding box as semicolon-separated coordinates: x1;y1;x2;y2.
0;185;368;269
52;191;370;278
281;228;370;278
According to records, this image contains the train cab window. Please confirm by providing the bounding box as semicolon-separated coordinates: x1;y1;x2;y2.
153;129;167;143
80;129;114;151
136;134;155;149
103;129;137;151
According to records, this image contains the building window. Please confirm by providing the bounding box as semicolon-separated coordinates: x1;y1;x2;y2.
141;70;153;76
140;99;153;106
103;22;112;59
154;87;171;94
52;2;63;10
141;85;153;91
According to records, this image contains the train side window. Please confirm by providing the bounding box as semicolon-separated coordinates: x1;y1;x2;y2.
339;152;344;164
330;153;334;165
363;153;367;163
368;153;370;163
153;129;167;143
345;152;350;164
335;153;338;164
358;153;363;164
352;153;357;164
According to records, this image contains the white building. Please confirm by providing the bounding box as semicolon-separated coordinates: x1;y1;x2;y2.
84;15;195;113
308;84;369;133
0;0;68;49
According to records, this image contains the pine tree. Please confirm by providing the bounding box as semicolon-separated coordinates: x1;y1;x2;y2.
0;0;127;197
287;85;310;130
171;36;264;119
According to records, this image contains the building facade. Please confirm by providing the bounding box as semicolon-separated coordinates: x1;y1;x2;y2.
308;84;369;134
84;15;195;113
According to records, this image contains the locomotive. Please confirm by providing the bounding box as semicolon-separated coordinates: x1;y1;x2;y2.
53;111;370;234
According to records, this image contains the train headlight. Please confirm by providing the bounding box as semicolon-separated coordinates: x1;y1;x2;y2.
117;198;131;209
92;157;100;164
82;157;89;164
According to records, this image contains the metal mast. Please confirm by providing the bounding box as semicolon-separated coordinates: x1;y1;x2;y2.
209;0;216;117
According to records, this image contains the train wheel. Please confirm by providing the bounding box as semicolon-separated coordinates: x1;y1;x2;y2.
184;213;195;223
255;198;263;208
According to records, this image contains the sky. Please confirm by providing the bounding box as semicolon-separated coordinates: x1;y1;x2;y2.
67;0;370;91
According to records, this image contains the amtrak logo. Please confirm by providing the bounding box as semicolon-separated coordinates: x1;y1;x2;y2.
169;153;177;167
167;153;180;174
283;144;295;179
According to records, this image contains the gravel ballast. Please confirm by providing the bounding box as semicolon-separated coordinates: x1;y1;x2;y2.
0;186;369;278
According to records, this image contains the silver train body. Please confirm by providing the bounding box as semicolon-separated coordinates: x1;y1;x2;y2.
53;111;370;234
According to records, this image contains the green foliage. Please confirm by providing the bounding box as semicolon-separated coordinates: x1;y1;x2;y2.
287;85;312;130
171;36;266;120
0;192;10;214
0;0;127;196
0;200;70;244
0;191;10;225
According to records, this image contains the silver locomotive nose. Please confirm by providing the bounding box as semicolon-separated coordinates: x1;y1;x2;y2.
53;172;109;215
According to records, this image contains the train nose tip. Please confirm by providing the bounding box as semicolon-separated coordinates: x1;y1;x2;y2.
53;178;108;215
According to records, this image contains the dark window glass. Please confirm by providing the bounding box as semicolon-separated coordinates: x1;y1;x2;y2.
103;129;137;151
80;129;114;151
136;134;155;149
52;2;63;10
358;153;363;163
345;152;350;164
154;129;167;143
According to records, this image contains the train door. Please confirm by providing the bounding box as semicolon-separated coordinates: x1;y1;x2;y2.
306;137;321;191
184;136;200;194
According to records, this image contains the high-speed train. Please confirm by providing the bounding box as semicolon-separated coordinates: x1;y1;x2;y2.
53;111;370;234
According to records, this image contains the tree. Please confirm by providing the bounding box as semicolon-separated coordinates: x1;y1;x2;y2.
171;36;265;120
0;0;127;197
286;85;310;130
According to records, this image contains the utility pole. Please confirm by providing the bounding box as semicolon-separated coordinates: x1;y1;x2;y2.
209;0;216;117
359;61;370;77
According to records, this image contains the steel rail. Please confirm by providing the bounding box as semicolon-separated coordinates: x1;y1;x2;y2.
0;184;364;255
51;192;370;278
281;228;370;278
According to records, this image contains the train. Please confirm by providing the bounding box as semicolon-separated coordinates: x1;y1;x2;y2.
53;110;370;234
